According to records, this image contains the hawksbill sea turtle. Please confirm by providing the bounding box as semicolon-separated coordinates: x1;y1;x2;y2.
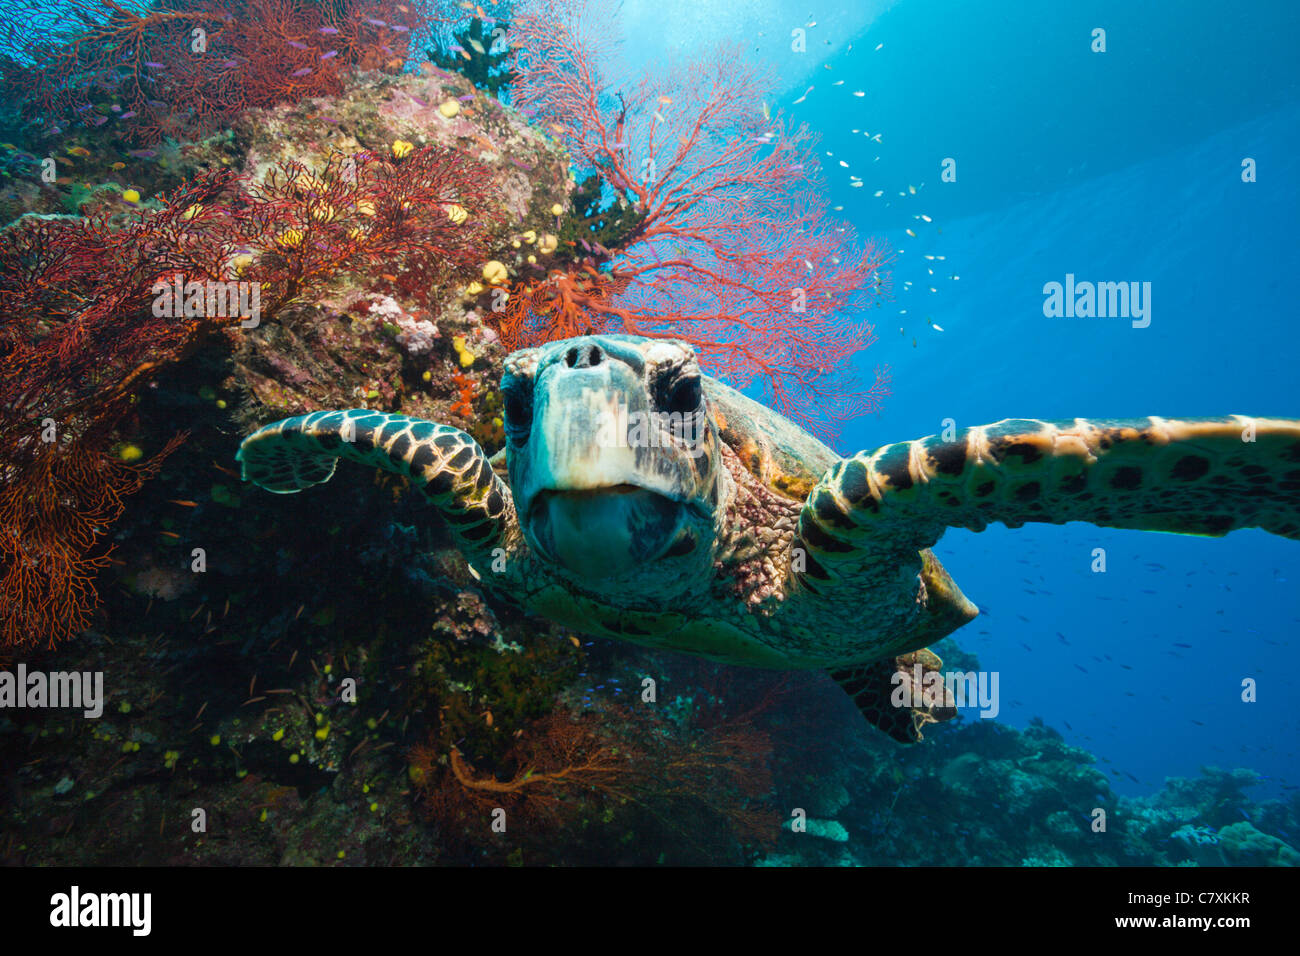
237;335;1300;742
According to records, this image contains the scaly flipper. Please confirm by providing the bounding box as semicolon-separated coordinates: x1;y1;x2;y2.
796;416;1300;577
830;648;957;743
237;410;515;558
784;416;1300;673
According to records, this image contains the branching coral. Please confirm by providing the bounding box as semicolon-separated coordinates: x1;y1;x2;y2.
412;702;777;859
0;142;495;650
502;0;892;437
2;0;428;144
244;147;497;314
0;436;183;652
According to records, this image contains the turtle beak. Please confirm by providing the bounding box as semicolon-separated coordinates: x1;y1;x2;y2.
527;485;688;579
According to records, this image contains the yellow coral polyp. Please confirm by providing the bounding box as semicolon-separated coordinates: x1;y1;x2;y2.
391;139;415;159
550;203;563;216
452;335;475;368
522;230;537;244
276;228;304;248
308;200;336;222
439;100;461;118
481;260;508;284
464;281;484;296
537;233;558;255
445;203;468;225
355;198;376;217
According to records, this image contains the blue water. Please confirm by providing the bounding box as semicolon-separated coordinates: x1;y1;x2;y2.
620;0;1300;797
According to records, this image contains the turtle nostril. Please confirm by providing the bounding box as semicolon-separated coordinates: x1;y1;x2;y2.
566;344;603;369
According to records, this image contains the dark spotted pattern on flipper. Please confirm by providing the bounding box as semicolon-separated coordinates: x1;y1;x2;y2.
829;648;956;744
795;416;1300;583
237;410;514;556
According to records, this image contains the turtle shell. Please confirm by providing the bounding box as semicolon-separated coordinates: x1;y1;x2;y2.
702;376;839;502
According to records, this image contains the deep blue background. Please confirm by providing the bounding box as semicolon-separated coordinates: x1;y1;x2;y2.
785;1;1299;797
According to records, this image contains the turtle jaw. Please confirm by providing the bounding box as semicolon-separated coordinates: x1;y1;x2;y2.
526;484;695;580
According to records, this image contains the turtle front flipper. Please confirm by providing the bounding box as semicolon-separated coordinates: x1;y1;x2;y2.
237;410;515;559
794;415;1300;587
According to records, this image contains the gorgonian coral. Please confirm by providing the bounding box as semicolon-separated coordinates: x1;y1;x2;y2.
1;0;438;144
499;0;892;438
0;142;495;650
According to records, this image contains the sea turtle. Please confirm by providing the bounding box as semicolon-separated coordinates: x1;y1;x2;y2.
237;335;1300;742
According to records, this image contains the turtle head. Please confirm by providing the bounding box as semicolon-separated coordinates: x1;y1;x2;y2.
502;335;724;593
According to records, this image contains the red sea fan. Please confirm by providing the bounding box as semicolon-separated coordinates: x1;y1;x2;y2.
0;143;494;650
1;0;428;144
504;0;893;440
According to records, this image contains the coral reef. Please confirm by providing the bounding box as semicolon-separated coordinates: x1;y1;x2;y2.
0;1;1292;870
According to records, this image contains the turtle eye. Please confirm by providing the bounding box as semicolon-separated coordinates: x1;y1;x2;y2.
659;374;702;417
503;383;533;446
656;373;704;446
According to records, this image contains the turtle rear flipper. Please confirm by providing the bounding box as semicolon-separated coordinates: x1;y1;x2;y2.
831;649;957;743
237;410;515;557
795;416;1300;581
